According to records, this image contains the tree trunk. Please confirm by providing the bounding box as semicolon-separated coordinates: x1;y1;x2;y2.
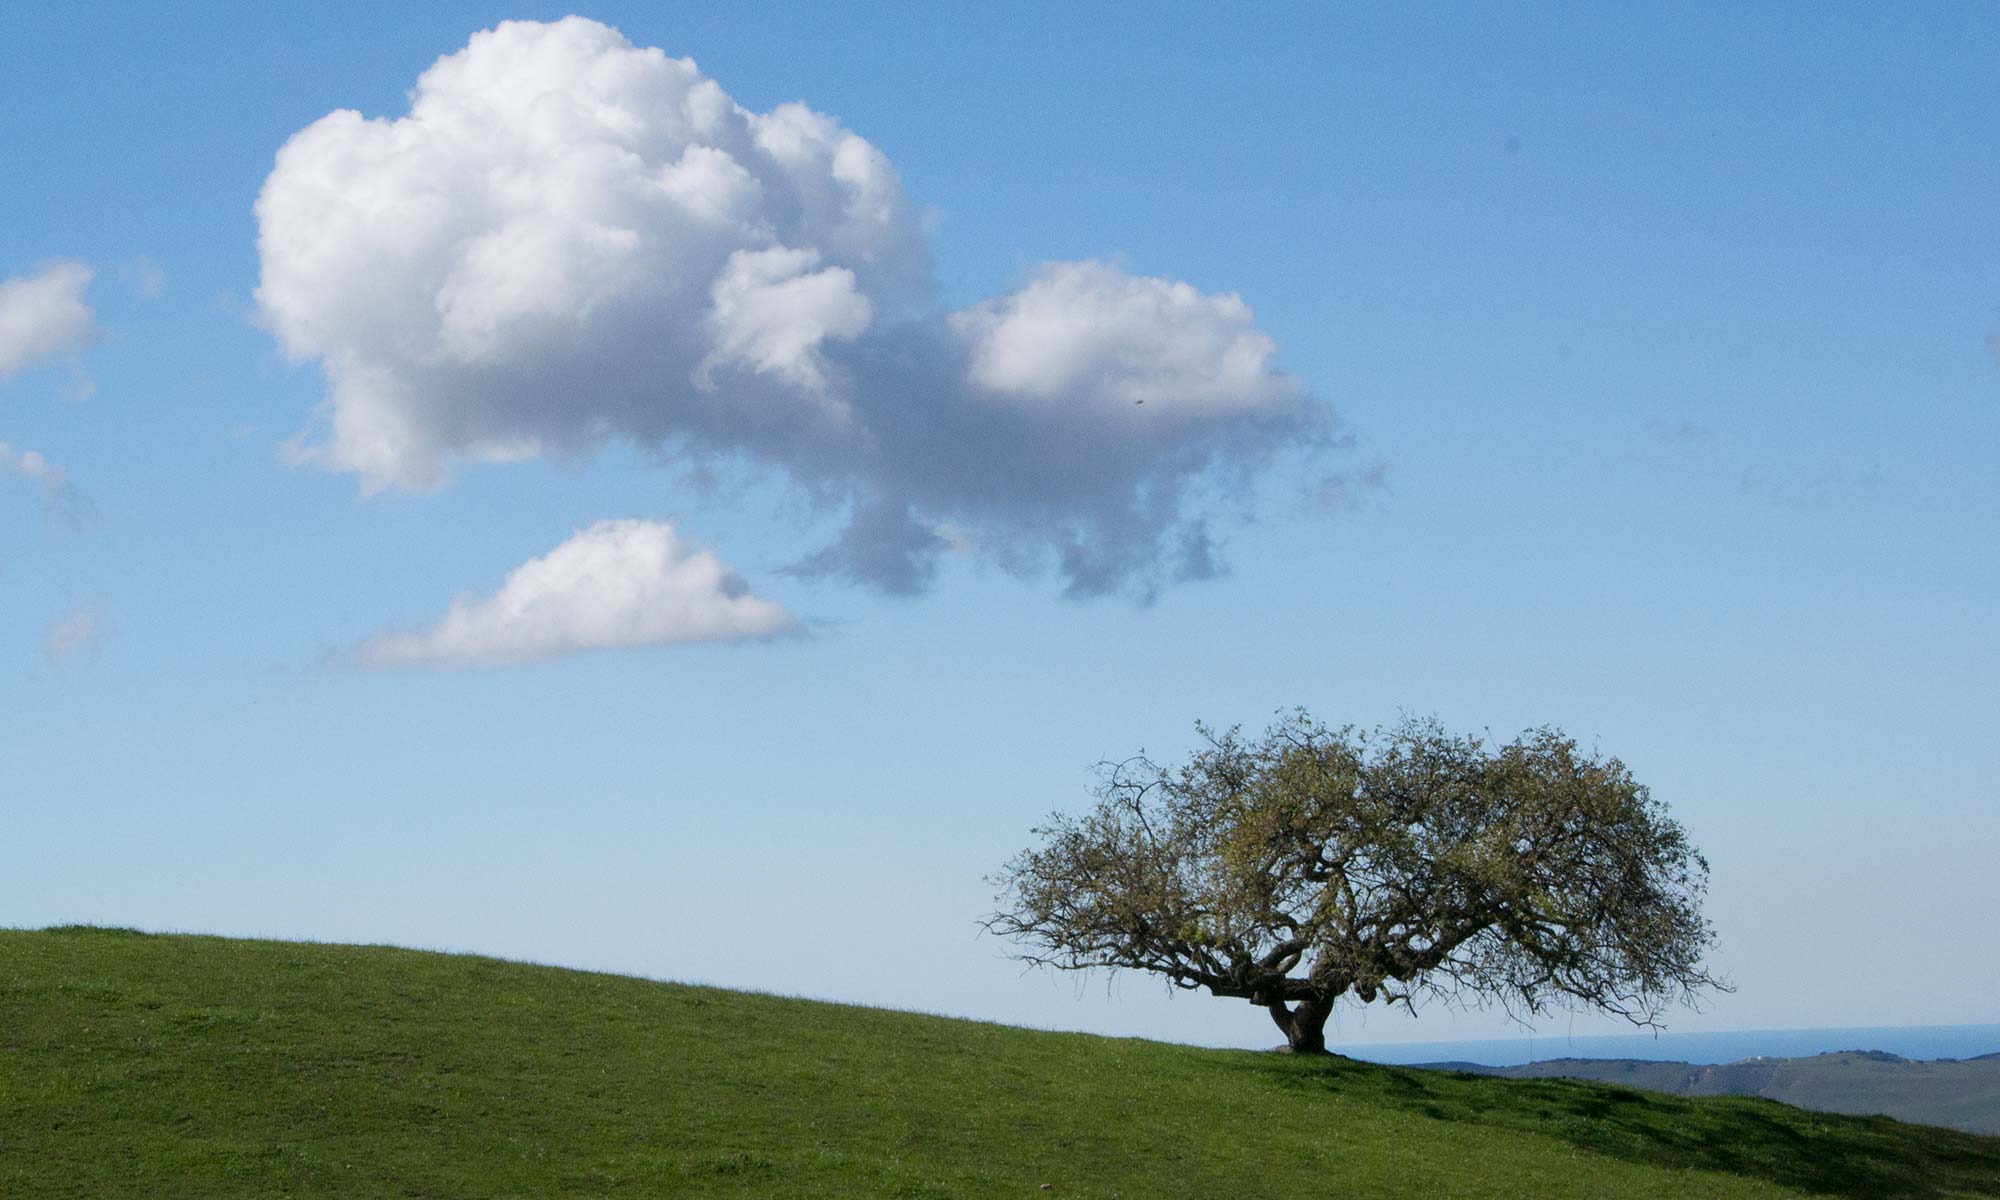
1267;996;1333;1054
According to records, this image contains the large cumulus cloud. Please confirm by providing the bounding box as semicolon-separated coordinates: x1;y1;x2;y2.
258;17;1335;598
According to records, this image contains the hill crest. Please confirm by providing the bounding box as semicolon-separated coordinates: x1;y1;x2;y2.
4;927;1995;1198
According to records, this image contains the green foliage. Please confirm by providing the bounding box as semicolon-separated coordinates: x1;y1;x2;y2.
990;713;1725;1051
4;928;1995;1198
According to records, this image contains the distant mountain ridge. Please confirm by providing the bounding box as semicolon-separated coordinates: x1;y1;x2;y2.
1420;1051;2000;1135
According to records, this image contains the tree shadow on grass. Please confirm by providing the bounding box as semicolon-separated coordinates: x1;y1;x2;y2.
1234;1054;2000;1199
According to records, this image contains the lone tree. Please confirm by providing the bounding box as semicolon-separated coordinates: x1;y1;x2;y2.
988;713;1725;1054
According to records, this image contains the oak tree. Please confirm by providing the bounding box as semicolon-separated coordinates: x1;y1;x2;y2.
988;713;1725;1054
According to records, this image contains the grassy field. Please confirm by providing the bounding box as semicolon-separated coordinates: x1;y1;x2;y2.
3;927;1994;1199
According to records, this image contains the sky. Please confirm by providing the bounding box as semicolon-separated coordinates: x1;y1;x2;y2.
3;2;1995;1053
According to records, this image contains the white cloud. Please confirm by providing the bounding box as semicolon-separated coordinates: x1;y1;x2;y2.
0;440;88;525
353;518;796;668
120;259;166;298
0;261;96;378
45;605;104;663
700;247;872;396
952;261;1291;415
258;17;1337;599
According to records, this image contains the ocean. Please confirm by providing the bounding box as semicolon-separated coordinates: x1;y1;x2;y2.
1344;1023;2000;1067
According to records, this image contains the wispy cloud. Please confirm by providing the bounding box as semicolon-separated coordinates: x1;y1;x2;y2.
352;519;797;668
0;261;96;378
45;605;105;663
1315;460;1390;514
119;258;166;298
0;440;90;527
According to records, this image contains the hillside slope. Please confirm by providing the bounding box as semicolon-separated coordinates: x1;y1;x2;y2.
1428;1053;2000;1134
2;928;1994;1199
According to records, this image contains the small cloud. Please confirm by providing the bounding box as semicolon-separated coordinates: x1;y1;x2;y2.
1315;460;1390;514
0;440;91;527
1645;418;1716;445
351;518;797;668
1985;330;2000;368
45;605;105;663
0;261;97;378
120;259;166;298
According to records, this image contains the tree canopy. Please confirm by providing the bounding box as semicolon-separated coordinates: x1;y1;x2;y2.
988;713;1726;1053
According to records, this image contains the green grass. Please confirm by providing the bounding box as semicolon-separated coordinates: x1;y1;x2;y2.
2;927;1993;1198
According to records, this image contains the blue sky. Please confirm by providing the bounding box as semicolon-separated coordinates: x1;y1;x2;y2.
3;3;1995;1051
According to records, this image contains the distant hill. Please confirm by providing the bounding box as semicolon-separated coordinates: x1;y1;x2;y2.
3;927;1996;1198
1420;1052;2000;1134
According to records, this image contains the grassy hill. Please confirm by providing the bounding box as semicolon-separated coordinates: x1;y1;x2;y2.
1431;1052;2000;1135
3;927;1994;1199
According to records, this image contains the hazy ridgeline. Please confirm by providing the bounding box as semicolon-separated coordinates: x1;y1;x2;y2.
1356;1025;2000;1067
1422;1051;2000;1135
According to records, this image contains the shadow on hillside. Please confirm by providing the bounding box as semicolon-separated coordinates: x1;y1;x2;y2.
1234;1054;2000;1199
